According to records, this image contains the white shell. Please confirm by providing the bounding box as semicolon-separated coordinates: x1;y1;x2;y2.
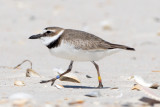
100;20;112;30
9;93;33;100
54;84;64;89
14;81;25;86
134;75;159;88
9;93;34;106
138;85;160;101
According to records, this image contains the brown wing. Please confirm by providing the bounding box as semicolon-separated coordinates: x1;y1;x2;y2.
61;29;113;50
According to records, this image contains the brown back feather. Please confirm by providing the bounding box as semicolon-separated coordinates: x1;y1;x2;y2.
61;29;135;51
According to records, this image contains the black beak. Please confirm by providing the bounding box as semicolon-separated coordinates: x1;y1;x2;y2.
29;34;42;39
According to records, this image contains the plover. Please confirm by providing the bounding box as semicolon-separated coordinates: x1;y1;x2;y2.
29;27;135;88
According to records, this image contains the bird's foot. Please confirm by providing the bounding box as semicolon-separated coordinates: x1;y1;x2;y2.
97;83;103;88
40;78;56;86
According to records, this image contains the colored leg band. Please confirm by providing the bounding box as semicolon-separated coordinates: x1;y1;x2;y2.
56;75;60;79
98;76;101;82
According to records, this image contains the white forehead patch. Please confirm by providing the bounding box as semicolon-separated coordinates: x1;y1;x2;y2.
48;29;56;32
41;30;64;46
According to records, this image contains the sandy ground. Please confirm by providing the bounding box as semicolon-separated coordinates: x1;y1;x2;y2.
0;0;160;106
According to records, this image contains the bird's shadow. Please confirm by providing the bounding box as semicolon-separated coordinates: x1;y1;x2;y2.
63;85;110;89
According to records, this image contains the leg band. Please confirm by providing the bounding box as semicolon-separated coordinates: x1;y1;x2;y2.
56;75;60;79
98;76;102;83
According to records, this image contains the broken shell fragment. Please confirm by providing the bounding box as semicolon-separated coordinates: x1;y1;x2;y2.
9;93;33;101
152;71;160;72
26;69;41;77
150;83;159;89
127;76;134;80
132;84;141;91
12;99;29;107
138;85;160;101
54;84;64;89
14;80;25;86
68;100;84;105
53;68;80;83
134;75;159;89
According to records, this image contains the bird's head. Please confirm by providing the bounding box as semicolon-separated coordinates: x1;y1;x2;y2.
29;27;64;46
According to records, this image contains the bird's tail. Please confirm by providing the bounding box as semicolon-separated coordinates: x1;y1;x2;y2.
110;43;135;51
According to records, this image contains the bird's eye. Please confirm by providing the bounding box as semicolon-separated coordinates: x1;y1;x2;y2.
46;31;52;34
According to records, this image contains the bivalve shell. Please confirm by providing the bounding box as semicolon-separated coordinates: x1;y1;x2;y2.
14;80;25;86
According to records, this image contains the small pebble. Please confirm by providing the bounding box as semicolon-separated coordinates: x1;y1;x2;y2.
100;20;112;31
86;75;92;78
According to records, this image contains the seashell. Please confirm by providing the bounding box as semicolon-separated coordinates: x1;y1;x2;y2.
132;84;141;90
54;84;64;89
127;76;134;80
109;92;123;99
14;80;25;86
9;93;33;106
53;68;80;83
93;101;100;105
26;69;41;77
45;102;54;107
150;83;159;89
138;85;160;101
68;100;84;105
134;75;159;89
116;93;123;98
12;99;29;107
9;93;33;100
59;76;80;83
152;71;160;72
64;98;69;100
100;20;112;30
85;91;101;97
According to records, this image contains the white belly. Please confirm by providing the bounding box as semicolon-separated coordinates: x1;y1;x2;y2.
49;42;121;61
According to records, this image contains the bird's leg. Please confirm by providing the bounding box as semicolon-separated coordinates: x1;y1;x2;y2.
40;61;74;86
92;61;103;88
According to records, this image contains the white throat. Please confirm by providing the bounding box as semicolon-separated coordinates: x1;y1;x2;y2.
40;30;64;46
